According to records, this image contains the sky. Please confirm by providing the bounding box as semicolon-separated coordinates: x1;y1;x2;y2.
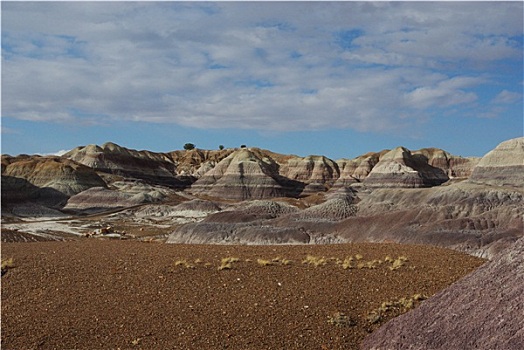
1;1;523;160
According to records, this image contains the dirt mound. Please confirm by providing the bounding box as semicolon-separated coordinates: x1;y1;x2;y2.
194;200;299;224
239;200;300;217
2;241;484;350
65;181;176;211
1;229;61;243
174;199;223;212
362;237;524;350
294;198;358;221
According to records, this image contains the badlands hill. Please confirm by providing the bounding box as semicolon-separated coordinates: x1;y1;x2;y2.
2;138;523;258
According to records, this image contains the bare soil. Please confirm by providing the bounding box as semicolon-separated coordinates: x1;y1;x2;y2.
1;240;485;350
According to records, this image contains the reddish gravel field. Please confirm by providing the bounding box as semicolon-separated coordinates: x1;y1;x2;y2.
1;240;485;350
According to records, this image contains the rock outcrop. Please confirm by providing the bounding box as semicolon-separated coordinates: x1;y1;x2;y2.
279;155;340;194
64;142;188;188
337;151;386;184
189;148;303;200
64;181;175;211
362;237;524;350
169;148;234;176
469;137;524;187
363;147;449;187
414;148;480;179
1;155;106;208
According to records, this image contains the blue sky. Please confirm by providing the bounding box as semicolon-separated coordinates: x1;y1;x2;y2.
2;1;523;160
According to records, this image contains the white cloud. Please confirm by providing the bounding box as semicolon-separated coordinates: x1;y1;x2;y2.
1;1;522;134
404;76;482;110
492;90;521;104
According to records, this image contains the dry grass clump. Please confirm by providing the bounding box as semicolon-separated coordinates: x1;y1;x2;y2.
174;259;195;269
257;257;293;266
339;255;384;270
302;255;327;267
358;260;382;269
218;257;240;270
271;257;293;265
327;311;356;327
366;294;427;324
257;259;274;266
388;256;409;270
1;258;14;276
341;256;354;269
171;253;409;271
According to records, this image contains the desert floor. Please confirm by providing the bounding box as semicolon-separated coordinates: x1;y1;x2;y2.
1;240;485;350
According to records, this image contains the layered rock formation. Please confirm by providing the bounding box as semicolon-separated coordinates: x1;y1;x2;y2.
363;147;449;187
336;182;523;257
280;155;340;194
362;237;524;350
1;155;106;208
336;151;385;185
168;138;524;257
169;148;234;176
189;148;303;200
3;138;521;257
64;181;176;211
64;142;187;188
414;148;480;178
469;137;524;187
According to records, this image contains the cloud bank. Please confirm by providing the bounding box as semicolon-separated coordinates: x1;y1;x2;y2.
2;2;522;135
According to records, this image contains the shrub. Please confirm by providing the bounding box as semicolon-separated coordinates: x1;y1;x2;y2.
302;255;327;267
218;257;240;270
389;257;407;270
366;294;426;324
257;259;273;266
1;258;14;276
327;312;356;327
280;258;293;266
183;143;196;150
174;259;195;269
342;257;354;270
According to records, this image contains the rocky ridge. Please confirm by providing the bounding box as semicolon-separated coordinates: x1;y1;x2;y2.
2;138;522;258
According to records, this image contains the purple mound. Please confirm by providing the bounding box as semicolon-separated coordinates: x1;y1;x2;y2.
362;237;524;350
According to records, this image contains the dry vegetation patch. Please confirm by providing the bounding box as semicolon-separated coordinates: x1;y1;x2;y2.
1;241;485;350
1;257;15;276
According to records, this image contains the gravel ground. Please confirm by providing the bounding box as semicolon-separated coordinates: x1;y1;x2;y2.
1;240;484;350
